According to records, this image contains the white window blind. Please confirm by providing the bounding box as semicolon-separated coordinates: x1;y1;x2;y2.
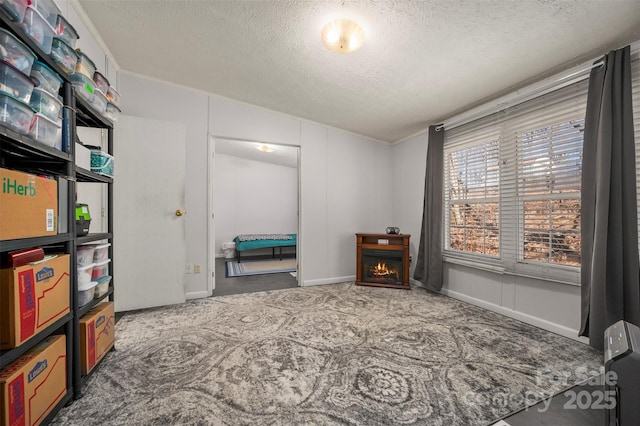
444;80;588;281
633;56;640;255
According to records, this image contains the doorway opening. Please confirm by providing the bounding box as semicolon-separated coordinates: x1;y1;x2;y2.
208;136;301;297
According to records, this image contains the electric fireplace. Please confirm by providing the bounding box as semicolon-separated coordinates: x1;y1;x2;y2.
356;233;410;289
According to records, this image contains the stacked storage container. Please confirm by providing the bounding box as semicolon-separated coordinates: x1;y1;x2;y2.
91;243;111;298
77;242;111;302
0;0;67;149
0;28;36;134
0;0;119;414
76;244;96;307
17;0;59;55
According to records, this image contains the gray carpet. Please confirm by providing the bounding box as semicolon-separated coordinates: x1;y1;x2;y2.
53;282;601;425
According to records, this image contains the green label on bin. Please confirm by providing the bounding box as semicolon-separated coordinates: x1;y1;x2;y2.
85;84;94;94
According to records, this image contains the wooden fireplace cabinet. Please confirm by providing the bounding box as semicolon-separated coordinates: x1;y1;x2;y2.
356;233;411;289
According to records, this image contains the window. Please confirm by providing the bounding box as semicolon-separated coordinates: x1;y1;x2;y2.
445;121;500;256
444;80;588;281
516;119;583;267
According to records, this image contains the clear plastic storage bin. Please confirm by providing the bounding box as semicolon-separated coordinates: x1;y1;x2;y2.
29;86;62;121
74;49;96;79
55;14;79;48
78;281;97;307
0;28;36;74
0;60;34;103
70;72;95;103
93;71;109;94
28;112;61;147
77;263;95;286
29;0;60;28
88;88;107;113
18;6;56;54
92;243;111;263
30;61;62;95
104;102;120;123
49;37;77;74
0;92;35;134
91;258;110;280
0;0;28;22
106;86;120;105
77;245;96;266
94;275;111;298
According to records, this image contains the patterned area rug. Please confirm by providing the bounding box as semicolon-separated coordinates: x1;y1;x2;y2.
52;282;601;425
226;258;297;277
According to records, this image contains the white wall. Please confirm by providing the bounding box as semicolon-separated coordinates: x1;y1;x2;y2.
58;0;118;87
117;72;392;296
209;97;394;286
214;154;298;256
391;132;428;277
391;132;586;342
117;72;209;299
49;0;593;340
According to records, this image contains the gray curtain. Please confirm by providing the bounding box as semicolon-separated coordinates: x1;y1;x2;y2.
414;125;444;291
579;45;640;350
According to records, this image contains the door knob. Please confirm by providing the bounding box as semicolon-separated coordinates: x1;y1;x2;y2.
175;209;184;217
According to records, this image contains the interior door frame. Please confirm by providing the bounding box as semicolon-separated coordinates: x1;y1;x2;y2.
207;136;302;294
207;134;215;295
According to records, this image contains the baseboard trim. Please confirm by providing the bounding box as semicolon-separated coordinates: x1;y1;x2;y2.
186;290;209;300
303;275;356;286
438;288;588;344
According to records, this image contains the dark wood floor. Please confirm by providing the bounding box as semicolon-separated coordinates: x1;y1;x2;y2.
213;255;298;297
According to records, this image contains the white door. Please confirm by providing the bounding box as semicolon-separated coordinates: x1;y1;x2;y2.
113;115;187;311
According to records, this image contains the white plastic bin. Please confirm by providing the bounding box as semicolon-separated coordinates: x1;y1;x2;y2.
78;280;97;306
222;242;236;259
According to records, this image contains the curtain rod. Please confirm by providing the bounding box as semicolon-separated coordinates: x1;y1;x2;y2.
436;59;605;132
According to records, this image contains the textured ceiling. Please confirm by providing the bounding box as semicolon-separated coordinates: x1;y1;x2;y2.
78;0;640;143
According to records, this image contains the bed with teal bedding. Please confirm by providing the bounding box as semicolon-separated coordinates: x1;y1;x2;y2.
233;234;296;262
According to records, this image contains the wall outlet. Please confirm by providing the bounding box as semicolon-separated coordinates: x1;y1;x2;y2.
185;263;193;274
194;264;201;273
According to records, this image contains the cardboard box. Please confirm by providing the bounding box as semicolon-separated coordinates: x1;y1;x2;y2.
0;168;58;241
80;302;114;375
0;255;70;349
0;335;66;426
56;177;68;234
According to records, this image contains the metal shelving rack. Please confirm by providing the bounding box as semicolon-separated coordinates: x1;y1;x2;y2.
67;81;115;398
0;8;116;418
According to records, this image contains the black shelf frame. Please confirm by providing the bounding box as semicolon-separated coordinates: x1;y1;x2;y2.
0;233;73;252
68;79;114;400
76;232;112;245
0;126;72;162
78;286;114;317
80;343;115;387
41;391;73;425
0;313;72;369
0;10;116;417
76;166;113;183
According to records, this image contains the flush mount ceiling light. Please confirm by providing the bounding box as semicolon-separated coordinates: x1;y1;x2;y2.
256;144;274;153
321;19;365;54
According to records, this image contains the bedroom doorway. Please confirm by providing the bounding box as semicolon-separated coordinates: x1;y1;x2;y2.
208;136;300;297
